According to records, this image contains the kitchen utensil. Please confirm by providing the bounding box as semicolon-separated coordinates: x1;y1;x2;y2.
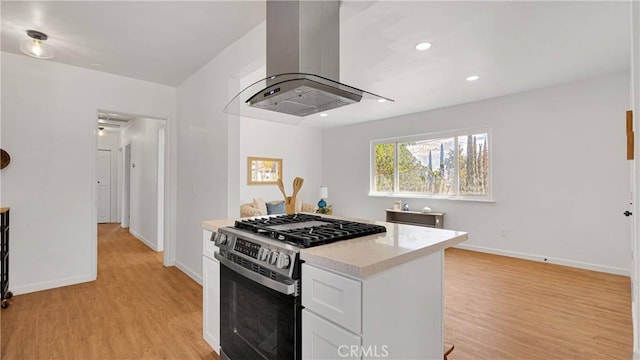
277;177;305;214
291;177;303;199
277;178;287;198
286;177;304;214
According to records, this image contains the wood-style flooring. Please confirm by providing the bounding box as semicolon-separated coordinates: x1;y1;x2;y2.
444;248;632;359
0;225;632;359
1;224;217;360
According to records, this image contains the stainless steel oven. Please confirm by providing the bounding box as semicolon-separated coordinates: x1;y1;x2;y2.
218;259;301;360
214;226;302;360
214;214;386;360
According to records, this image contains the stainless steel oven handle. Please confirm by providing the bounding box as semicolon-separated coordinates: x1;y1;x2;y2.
215;252;298;296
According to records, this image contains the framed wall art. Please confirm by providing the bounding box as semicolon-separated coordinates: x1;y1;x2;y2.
247;157;282;185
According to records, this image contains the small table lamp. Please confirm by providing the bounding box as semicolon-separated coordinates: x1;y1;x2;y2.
318;186;328;209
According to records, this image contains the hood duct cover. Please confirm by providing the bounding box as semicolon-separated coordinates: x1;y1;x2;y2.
224;0;392;122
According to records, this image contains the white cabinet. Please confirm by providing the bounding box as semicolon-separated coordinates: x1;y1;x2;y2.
302;310;361;360
202;229;220;354
302;263;361;333
302;253;444;360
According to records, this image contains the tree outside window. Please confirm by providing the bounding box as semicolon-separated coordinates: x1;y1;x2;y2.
372;131;489;199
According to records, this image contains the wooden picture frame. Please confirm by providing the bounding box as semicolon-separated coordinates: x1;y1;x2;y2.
247;157;282;185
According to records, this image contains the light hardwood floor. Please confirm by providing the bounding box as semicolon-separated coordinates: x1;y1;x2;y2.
444;248;632;359
1;224;218;360
1;225;632;359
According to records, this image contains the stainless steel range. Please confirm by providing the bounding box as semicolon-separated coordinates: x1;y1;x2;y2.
213;213;386;360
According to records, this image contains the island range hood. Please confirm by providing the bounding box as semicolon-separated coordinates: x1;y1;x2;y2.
224;0;392;120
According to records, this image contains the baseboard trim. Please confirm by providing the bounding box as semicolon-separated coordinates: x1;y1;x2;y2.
10;274;96;296
454;244;630;276
175;260;202;285
129;228;158;252
163;256;176;267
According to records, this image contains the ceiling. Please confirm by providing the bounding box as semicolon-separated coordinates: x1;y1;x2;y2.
1;1;265;86
1;1;631;128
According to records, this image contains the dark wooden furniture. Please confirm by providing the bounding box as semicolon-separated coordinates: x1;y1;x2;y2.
1;207;12;308
385;209;445;229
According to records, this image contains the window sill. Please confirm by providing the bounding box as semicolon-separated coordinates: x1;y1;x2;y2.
368;192;496;203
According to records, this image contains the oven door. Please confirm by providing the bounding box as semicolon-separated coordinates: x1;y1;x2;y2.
219;257;301;360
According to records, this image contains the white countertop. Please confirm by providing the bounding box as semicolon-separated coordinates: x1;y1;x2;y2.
202;219;234;233
202;216;468;279
300;222;467;279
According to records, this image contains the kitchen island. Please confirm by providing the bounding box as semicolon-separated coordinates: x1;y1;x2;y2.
201;215;467;359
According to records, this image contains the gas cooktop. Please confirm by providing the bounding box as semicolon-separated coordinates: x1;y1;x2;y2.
234;213;387;248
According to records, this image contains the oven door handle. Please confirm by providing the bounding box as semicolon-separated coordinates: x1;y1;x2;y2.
215;252;298;296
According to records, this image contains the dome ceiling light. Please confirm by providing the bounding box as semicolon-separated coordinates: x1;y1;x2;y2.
20;29;55;59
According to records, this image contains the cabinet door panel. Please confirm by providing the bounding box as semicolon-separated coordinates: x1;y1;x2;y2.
302;264;361;333
203;256;220;354
302;310;361;360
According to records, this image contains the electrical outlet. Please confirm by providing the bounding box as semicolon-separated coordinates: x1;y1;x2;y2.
500;229;508;238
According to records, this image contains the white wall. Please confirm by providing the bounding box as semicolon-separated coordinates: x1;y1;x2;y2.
631;0;640;356
121;119;165;251
323;71;631;275
176;23;266;283
239;118;323;208
1;52;176;294
97;131;120;222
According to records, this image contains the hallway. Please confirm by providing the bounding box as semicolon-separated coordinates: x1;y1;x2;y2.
1;224;217;359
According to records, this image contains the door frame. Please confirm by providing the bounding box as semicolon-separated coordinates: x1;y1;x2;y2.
91;109;175;281
157;126;166;252
121;143;131;228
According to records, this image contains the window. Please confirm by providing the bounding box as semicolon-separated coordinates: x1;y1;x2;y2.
371;129;491;200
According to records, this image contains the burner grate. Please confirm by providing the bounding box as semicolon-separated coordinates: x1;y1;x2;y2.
235;214;387;248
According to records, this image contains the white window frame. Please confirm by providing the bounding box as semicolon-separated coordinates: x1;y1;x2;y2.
369;127;494;202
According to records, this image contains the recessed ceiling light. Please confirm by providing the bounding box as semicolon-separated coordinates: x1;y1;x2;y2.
377;99;387;103
90;63;103;68
415;42;432;51
319;113;328;117
466;75;480;82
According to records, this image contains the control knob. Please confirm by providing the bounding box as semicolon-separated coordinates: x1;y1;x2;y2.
269;251;279;265
214;233;228;246
259;248;270;262
276;253;291;269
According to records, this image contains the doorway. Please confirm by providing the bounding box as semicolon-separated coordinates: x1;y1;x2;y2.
95;111;169;269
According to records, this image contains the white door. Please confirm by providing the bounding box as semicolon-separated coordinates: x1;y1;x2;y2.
629;151;637;353
97;149;111;223
632;110;640;356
